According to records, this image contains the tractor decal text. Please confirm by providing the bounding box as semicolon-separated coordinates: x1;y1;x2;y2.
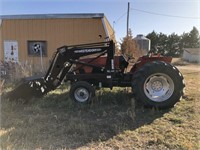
74;48;102;54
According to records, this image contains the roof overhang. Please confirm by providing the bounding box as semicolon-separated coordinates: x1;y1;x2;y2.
183;48;200;55
0;13;105;20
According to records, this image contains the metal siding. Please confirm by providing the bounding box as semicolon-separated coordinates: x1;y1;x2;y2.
1;18;107;70
104;17;115;41
183;50;200;63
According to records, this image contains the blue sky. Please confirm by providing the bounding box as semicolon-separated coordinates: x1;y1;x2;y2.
0;0;199;42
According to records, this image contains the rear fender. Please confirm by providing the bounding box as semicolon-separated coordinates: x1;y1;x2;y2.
130;54;172;73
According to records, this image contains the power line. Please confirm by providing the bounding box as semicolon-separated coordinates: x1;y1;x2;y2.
113;7;199;29
113;11;127;30
131;8;200;20
114;11;127;24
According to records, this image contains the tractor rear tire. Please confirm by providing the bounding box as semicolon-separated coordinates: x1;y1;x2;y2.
132;61;185;109
69;81;95;104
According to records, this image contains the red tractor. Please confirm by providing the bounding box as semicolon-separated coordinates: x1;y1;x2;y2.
7;40;185;109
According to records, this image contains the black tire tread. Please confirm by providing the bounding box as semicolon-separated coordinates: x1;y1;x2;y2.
69;81;95;104
132;61;185;109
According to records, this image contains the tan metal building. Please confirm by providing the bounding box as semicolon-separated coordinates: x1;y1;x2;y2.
0;13;115;71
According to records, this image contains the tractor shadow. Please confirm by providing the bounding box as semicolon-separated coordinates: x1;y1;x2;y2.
1;89;170;149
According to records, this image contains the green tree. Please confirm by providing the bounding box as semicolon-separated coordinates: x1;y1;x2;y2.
146;32;168;55
181;27;200;48
146;27;200;56
157;33;168;55
180;32;190;51
166;33;181;56
189;26;200;47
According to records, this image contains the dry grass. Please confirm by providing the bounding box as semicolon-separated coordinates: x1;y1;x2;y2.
0;63;200;150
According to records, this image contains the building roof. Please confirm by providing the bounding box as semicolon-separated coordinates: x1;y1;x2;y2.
184;48;200;55
134;34;150;40
0;13;105;20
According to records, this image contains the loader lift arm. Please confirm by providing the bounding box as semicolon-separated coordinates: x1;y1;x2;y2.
44;40;115;89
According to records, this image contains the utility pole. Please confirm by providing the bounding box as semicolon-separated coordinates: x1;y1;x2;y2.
127;2;130;37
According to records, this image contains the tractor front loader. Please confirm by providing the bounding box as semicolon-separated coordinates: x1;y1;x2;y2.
6;40;185;109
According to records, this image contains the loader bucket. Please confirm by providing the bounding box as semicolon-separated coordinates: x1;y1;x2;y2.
6;75;50;100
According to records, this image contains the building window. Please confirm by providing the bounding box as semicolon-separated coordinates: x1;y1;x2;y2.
27;41;47;56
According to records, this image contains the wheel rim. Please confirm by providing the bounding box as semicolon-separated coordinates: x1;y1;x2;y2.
144;73;174;102
74;87;89;102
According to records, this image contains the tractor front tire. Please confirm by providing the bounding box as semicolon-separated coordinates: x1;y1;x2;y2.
132;61;185;109
69;81;95;104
